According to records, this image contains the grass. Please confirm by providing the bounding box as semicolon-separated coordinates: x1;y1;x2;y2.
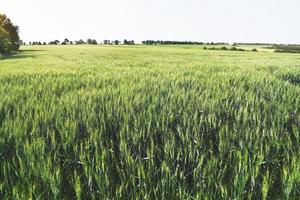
0;45;300;199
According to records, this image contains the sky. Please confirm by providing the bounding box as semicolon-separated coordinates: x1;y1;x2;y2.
1;0;300;44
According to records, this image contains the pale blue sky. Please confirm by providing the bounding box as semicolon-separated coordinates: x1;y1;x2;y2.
1;0;300;44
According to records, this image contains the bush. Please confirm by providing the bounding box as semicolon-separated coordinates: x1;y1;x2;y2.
251;48;258;52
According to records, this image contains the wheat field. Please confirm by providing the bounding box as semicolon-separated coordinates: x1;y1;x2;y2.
0;45;300;199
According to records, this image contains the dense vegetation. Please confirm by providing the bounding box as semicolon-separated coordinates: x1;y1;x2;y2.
142;40;229;45
30;40;230;46
30;39;132;45
233;43;280;46
0;14;20;54
0;45;300;199
271;45;300;54
203;46;258;52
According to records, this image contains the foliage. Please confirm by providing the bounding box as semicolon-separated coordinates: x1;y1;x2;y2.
142;40;230;45
87;39;97;45
271;45;300;54
0;45;299;199
0;27;12;54
0;14;20;54
75;39;85;45
203;46;249;52
123;39;135;45
114;40;120;45
61;38;70;45
48;40;60;45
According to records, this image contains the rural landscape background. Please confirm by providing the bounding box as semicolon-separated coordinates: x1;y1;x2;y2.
1;0;300;199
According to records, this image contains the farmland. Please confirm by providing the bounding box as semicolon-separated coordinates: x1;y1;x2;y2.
0;45;300;199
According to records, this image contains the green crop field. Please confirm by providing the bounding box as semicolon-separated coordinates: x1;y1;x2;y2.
1;45;300;199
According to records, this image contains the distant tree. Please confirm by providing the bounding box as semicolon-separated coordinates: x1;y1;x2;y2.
142;40;205;45
75;39;85;45
92;39;97;45
114;40;120;45
123;39;129;45
43;42;46;45
70;41;73;45
103;40;110;45
87;39;97;45
64;38;69;45
123;39;135;45
87;39;92;44
48;40;60;45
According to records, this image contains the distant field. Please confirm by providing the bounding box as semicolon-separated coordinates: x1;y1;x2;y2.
1;45;300;199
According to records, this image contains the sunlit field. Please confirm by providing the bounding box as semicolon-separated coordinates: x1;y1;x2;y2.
1;45;300;199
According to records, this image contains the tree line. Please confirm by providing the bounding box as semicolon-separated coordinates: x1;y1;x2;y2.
28;39;135;45
28;40;233;46
142;40;229;45
233;42;287;46
0;14;20;54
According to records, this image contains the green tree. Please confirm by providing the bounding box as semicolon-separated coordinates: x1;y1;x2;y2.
0;13;20;53
87;39;92;44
